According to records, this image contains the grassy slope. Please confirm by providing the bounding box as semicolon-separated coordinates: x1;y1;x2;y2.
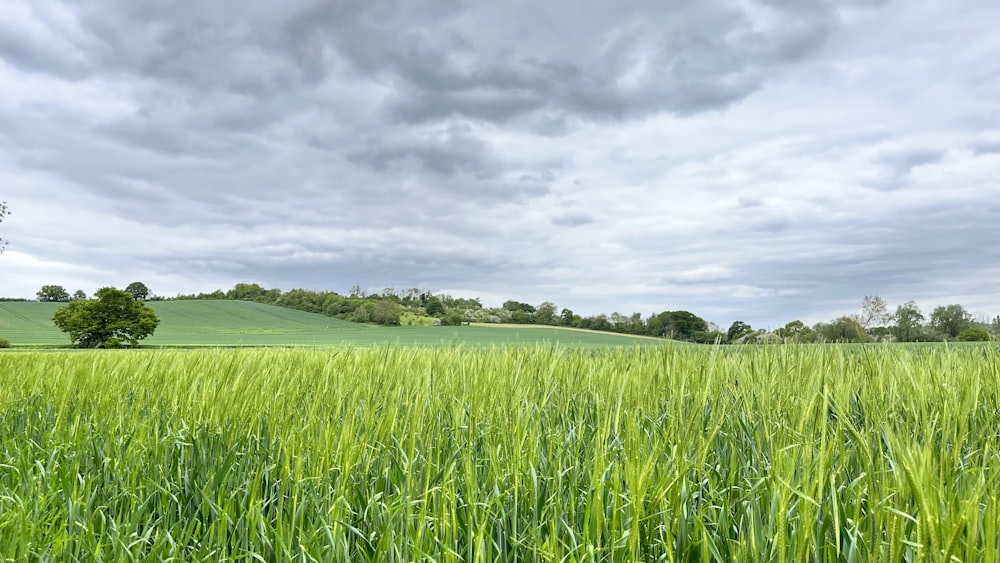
0;300;660;348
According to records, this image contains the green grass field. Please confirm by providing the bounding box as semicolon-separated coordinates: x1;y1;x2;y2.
1;344;999;560
0;300;661;348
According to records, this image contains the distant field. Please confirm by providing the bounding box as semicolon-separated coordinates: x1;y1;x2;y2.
0;300;660;348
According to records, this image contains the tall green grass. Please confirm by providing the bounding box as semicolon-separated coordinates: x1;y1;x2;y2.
0;344;998;561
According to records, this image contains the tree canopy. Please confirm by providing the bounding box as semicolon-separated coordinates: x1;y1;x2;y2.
37;285;70;302
930;304;973;338
125;281;150;300
52;287;160;348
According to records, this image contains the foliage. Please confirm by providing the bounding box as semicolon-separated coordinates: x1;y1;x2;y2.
125;281;150;300
958;327;991;342
646;310;708;340
0;338;9;348
892;301;925;342
441;311;465;326
227;283;281;303
36;285;70;302
534;301;557;325
815;316;867;342
371;300;402;326
425;297;446;317
559;308;578;327
930;304;973;338
71;290;88;301
502;300;536;314
727;320;753;342
857;294;889;333
776;320;816;342
52;287;160;348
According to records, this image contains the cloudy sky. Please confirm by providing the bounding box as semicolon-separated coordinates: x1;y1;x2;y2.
1;0;998;328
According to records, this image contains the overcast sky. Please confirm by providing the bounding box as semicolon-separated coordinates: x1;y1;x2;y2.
1;0;998;329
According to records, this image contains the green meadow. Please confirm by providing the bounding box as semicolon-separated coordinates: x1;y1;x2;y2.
0;300;660;348
1;344;999;560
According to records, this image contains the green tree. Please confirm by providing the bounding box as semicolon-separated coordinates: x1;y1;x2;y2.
535;302;557;325
37;285;70;302
425;297;446;317
857;295;889;334
588;314;611;332
52;287;160;348
443;311;464;326
72;290;88;301
559;308;576;327
666;311;708;341
502;300;536;314
776;320;817;342
227;283;280;303
892;301;925;342
929;304;972;338
372;300;402;325
816;316;867;342
125;281;150;300
958;327;991;342
727;321;753;342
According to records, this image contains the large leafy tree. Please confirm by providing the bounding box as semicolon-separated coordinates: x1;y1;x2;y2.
53;287;160;348
37;285;70;302
125;281;150;300
892;301;925;342
535;302;557;325
816;316;867;343
646;310;708;340
727;321;753;342
929;304;972;338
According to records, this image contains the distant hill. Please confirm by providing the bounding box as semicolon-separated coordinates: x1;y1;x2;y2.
0;300;662;348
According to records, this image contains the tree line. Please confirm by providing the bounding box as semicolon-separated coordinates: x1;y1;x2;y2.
729;296;995;343
154;285;1000;343
25;281;1000;347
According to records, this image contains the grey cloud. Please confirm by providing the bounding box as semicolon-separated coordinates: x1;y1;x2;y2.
737;197;765;208
0;24;93;80
878;148;945;175
100;0;846;125
347;124;494;177
862;147;946;191
550;213;595;227
971;139;1000;155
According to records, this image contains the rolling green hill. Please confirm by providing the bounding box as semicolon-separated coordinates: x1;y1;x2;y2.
0;300;662;348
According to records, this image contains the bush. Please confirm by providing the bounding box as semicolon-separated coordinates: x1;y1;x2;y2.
0;338;10;348
442;312;465;326
958;328;991;342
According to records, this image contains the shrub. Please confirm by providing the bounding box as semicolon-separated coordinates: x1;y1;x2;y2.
958;327;991;342
0;338;10;348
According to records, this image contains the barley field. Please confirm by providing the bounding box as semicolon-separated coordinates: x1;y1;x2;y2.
1;344;998;561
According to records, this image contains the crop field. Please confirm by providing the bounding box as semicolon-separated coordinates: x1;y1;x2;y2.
0;301;658;348
1;344;998;560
